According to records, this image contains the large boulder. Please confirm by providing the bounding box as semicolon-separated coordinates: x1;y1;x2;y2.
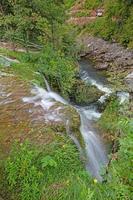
77;35;133;72
70;79;104;105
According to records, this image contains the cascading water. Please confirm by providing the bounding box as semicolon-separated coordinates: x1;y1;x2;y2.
79;59;112;104
23;67;109;181
79;109;107;181
1;56;129;181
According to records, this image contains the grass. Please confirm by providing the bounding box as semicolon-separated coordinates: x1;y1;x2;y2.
1;138;93;200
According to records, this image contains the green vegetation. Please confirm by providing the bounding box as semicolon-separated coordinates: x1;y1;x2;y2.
1;99;132;200
0;0;132;200
0;47;77;98
64;0;75;9
84;0;103;10
84;0;133;48
1;0;65;46
98;98;120;134
1;140;93;200
70;79;103;105
93;99;133;200
28;46;77;98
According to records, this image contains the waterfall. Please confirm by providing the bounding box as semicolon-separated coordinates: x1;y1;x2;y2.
23;73;108;181
79;111;107;181
43;76;51;92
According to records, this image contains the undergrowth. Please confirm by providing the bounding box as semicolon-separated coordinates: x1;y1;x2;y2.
1;139;93;200
84;0;133;48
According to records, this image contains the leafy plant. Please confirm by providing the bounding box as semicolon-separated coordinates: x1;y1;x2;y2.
98;98;120;133
5;141;43;200
31;45;77;98
41;156;57;168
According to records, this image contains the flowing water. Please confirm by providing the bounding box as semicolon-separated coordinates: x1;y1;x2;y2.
1;56;129;181
22;84;108;181
79;59;112;104
22;60;110;181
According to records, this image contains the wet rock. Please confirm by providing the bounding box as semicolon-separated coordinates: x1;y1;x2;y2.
78;35;133;72
0;68;85;159
0;55;19;67
77;35;133;91
96;62;108;70
60;105;84;148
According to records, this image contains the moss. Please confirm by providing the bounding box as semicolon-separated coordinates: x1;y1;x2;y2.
12;62;45;87
62;105;85;148
98;97;120;135
49;103;85;148
107;69;129;91
70;79;103;105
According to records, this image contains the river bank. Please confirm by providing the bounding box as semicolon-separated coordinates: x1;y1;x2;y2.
78;35;133;93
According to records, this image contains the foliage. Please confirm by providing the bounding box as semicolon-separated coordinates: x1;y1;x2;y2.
119;7;133;48
64;0;75;9
92;104;133;200
43;175;93;200
27;46;77;98
98;97;120;133
85;0;133;47
1;0;64;43
41;155;57;168
86;16;117;41
84;0;103;9
0;0;78;53
5;141;43;200
3;138;93;200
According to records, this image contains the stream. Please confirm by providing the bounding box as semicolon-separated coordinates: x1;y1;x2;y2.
0;56;129;181
23;59;110;181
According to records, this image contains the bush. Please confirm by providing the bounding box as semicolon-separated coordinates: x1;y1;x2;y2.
86;17;117;40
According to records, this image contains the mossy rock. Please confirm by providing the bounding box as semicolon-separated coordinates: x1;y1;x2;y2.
62;105;85;148
48;102;85;148
70;79;104;105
